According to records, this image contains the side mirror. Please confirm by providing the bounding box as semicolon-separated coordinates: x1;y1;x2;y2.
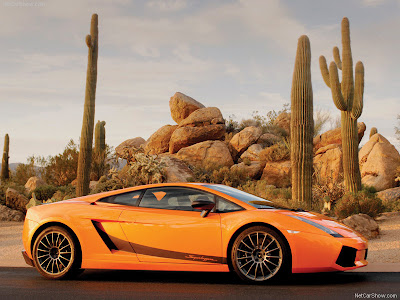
192;199;215;218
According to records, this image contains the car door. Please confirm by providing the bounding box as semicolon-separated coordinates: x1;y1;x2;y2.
119;187;224;264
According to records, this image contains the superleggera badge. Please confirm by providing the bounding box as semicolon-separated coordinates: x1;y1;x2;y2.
185;255;218;262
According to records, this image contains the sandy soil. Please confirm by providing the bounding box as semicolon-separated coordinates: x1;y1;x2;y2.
0;213;399;267
367;212;400;263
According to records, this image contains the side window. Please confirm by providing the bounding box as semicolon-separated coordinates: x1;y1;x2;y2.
98;190;142;206
138;187;214;211
216;197;243;213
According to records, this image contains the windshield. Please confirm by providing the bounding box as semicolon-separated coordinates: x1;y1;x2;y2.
203;184;289;209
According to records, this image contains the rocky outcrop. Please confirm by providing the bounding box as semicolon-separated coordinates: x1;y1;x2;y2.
376;187;400;208
231;161;264;179
313;122;366;151
176;140;233;169
169;107;226;153
145;125;178;155
257;133;281;146
274;112;291;135
261;160;291;188
5;188;29;213
178;107;224;127
342;213;380;239
169;125;225;154
239;144;264;162
313;144;343;183
0;204;25;221
229;126;262;157
359;134;400;191
115;137;146;158
169;92;205;124
158;154;194;182
24;176;46;193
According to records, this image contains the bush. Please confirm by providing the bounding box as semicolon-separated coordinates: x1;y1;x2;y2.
189;166;250;188
12;157;37;186
31;185;58;201
259;143;290;162
334;190;384;219
0;182;27;205
35;139;79;186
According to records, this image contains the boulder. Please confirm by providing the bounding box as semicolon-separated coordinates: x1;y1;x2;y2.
178;107;224;127
169;92;205;124
169;124;225;154
376;187;400;208
5;188;29;213
341;213;379;239
313;122;366;151
176;140;234;169
158;154;194;182
145;125;178;155
257;133;281;146
0;204;25;221
115;137;146;158
231;161;264;179
229;126;262;157
24;176;46;193
359;134;400;191
313;144;343;183
239;144;264;162
261;160;291;188
273;112;291;135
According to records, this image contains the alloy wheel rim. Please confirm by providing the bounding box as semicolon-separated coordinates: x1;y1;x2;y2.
36;231;73;275
235;231;282;281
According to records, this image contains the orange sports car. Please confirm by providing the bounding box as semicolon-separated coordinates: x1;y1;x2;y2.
22;183;368;283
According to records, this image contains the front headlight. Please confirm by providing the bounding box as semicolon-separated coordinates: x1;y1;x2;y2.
290;215;343;238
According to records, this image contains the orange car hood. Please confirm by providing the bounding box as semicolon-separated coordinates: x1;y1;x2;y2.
276;210;361;238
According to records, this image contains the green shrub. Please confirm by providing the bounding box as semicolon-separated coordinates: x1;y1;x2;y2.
334;190;384;219
0;182;27;205
259;143;290;162
31;185;58;201
12;157;37;186
188;166;250;188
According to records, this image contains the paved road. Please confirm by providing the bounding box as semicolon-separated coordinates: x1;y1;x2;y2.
0;267;399;300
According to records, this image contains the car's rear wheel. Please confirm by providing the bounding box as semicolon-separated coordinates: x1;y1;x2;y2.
33;226;81;279
230;226;290;283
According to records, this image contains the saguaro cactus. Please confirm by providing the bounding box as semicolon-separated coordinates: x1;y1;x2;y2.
319;17;364;193
1;134;10;180
370;127;377;138
77;14;99;197
290;35;314;205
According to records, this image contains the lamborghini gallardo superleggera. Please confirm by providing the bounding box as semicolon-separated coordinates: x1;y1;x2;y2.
22;183;368;283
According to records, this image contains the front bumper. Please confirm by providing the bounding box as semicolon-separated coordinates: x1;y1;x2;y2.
22;250;34;267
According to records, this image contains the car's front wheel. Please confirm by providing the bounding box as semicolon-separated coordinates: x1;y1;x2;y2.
32;226;81;279
230;226;290;283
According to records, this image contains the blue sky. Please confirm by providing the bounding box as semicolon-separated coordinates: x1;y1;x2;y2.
0;0;399;163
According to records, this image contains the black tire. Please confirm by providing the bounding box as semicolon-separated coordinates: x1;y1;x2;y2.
230;226;290;283
32;226;81;279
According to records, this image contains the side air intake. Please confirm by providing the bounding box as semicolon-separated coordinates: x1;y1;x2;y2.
91;220;118;251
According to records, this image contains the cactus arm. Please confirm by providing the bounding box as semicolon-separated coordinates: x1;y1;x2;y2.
85;35;91;47
352;61;364;120
319;56;331;87
333;46;342;70
329;62;347;111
